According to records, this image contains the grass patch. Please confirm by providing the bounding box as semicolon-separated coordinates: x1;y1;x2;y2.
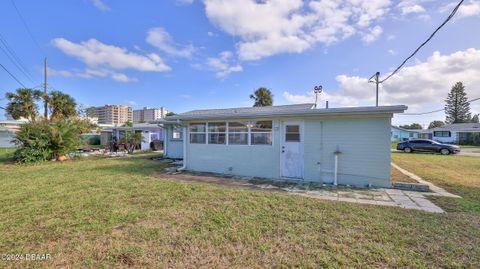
392;153;480;213
0;154;479;267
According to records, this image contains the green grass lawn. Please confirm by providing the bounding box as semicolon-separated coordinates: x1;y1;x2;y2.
0;152;479;268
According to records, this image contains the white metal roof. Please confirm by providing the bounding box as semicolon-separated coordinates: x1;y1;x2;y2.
166;104;408;121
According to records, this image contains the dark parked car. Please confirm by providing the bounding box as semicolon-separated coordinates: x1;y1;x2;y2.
396;139;460;155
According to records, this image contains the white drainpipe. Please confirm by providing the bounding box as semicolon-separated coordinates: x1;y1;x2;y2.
163;125;168;157
334;148;342;186
177;125;187;171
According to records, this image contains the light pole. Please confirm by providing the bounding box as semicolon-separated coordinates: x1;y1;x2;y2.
314;85;323;108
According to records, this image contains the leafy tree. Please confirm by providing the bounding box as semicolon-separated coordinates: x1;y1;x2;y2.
123;121;133;127
250;87;273;107
399;123;422;130
165;112;176;116
471;114;479;123
47;91;77;121
445;82;471;124
428;120;445;129
120;131;144;154
5;88;43;122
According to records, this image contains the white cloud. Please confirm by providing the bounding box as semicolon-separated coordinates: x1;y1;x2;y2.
206;51;243;78
440;1;480;18
283;49;480;123
203;0;391;61
52;38;171;72
51;37;171;82
49;67;137;82
397;1;426;15
176;0;194;5
90;0;110;11
388;49;396;55
146;27;196;58
361;26;383;44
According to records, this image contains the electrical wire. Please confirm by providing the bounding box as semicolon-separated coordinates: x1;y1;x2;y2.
0;62;28;88
0;34;38;83
10;0;45;56
0;38;37;84
374;0;464;84
399;97;480;115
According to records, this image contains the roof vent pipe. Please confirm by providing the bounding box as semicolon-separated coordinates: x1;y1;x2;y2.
326;101;329;109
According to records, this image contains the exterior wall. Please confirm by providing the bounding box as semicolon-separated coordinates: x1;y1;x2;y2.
88;105;133;125
133;107;168;123
432;132;456;143
391;128;419;141
306;118;391;187
186;120;281;178
165;126;184;158
182;116;392;188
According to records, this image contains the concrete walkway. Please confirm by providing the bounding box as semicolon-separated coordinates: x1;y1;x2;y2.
165;169;453;213
255;184;445;213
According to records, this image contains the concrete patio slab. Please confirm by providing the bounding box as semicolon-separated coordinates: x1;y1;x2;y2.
163;172;447;213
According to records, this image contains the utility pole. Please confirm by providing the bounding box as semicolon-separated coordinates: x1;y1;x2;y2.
44;57;48;119
369;72;380;107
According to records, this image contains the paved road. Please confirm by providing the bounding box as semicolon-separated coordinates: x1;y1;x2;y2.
458;147;480;157
392;148;480;157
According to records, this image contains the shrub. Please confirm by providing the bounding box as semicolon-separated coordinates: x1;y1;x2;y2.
13;119;92;163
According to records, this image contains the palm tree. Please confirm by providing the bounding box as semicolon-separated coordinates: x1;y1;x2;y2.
47;91;77;121
250;87;273;107
120;131;144;154
5;88;43;122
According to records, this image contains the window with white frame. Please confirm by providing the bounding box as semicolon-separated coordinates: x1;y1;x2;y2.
228;121;249;145
172;126;183;139
190;123;206;143
250;120;273;145
208;122;226;144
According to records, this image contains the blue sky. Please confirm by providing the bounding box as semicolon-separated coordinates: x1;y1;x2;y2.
1;0;479;127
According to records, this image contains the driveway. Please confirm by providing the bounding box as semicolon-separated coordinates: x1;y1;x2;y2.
458;147;480;157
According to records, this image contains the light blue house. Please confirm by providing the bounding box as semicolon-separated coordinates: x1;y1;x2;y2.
104;123;165;151
390;126;420;142
163;104;407;188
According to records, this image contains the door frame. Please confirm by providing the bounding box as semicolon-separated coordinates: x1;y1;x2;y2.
279;120;305;179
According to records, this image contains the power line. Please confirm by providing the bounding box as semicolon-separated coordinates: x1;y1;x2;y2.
0;34;38;83
0;62;28;88
0;37;37;84
10;0;45;56
378;0;464;84
399;97;480;116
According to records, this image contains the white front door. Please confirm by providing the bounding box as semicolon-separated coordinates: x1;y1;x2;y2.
281;121;304;179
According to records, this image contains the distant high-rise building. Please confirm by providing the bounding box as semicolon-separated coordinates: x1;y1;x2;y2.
133;107;168;123
87;105;132;125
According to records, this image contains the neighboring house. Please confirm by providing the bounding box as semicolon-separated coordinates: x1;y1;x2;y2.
421;123;480;144
133;107;169;123
163;104;407;188
102;123;165;151
390;126;420;142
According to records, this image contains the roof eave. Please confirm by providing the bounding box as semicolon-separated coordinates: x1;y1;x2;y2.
166;105;408;121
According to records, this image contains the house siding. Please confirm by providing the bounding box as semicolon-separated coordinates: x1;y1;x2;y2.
182;116;392;188
318;118;391;187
